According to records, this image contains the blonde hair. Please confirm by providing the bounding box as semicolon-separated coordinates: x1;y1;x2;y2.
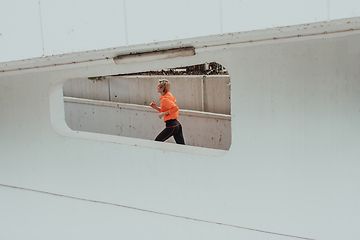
158;79;171;93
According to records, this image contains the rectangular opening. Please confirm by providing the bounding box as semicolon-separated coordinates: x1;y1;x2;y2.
61;62;231;154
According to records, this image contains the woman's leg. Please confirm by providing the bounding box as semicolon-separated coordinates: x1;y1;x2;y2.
155;127;175;142
173;124;185;145
155;120;185;144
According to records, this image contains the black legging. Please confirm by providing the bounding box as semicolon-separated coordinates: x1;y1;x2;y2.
155;119;185;144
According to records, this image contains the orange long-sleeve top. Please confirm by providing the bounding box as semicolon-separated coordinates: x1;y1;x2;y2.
159;92;179;122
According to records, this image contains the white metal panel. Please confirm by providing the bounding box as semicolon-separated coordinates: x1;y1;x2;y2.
2;17;360;240
0;186;276;240
329;0;360;20
222;0;329;33
39;0;127;55
0;0;43;63
125;0;222;45
3;1;360;64
230;36;360;240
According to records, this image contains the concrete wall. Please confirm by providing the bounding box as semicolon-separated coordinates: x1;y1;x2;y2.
63;77;110;101
63;75;231;115
64;97;231;150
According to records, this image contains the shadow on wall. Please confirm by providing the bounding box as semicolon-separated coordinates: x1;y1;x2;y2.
63;63;231;150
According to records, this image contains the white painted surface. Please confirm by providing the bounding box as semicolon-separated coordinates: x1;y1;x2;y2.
125;0;222;45
64;97;231;150
2;1;360;63
222;0;328;33
0;0;44;62
40;0;127;55
330;0;360;20
1;11;360;240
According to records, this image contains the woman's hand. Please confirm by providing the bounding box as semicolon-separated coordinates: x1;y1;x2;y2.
158;111;169;119
150;101;161;112
150;101;158;109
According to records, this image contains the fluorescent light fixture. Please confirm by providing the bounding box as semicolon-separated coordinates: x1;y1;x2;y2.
113;47;196;64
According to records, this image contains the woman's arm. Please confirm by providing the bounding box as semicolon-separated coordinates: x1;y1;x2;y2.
150;101;160;112
167;105;179;114
161;98;179;114
159;98;179;118
158;111;169;119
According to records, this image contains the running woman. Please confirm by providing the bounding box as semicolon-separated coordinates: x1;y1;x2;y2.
150;79;185;144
